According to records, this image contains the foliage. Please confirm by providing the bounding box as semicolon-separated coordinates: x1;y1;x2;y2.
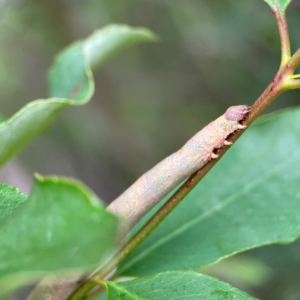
0;25;156;167
263;0;291;14
119;108;300;276
104;271;257;300
0;0;300;299
0;176;118;297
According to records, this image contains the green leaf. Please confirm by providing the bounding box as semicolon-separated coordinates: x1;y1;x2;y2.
0;114;6;124
0;184;27;226
0;175;119;294
263;0;291;14
0;25;157;167
104;271;257;300
118;108;300;276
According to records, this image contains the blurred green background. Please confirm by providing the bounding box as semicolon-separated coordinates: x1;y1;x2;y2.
1;0;300;299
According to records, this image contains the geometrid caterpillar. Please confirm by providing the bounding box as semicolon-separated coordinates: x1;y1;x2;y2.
108;105;250;235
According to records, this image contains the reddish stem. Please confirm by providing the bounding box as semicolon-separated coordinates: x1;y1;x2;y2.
67;6;300;300
272;8;291;66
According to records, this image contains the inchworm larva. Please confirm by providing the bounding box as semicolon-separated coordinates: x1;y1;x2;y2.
108;105;250;236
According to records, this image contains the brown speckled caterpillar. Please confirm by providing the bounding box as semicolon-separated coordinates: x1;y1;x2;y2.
108;105;250;235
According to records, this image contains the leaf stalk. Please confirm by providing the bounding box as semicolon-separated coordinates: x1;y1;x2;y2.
273;9;291;67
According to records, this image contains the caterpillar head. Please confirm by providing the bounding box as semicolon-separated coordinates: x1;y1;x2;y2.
225;105;250;122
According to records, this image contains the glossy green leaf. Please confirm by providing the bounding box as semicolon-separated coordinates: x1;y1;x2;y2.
0;184;27;226
119;108;300;276
105;271;257;300
0;25;156;167
0;175;119;293
263;0;291;14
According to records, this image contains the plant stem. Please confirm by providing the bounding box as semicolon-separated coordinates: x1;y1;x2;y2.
103;51;300;284
67;281;95;300
289;48;300;70
67;261;118;299
284;79;300;89
68;14;300;300
84;284;106;300
273;9;291;67
68;62;295;300
109;64;287;262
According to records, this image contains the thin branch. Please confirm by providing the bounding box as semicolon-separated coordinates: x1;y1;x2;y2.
273;9;291;67
289;48;300;71
68;281;95;300
68;63;293;300
84;284;106;300
68;11;300;300
67;264;116;299
103;66;288;266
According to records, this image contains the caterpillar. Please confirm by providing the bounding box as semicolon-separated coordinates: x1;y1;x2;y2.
108;105;250;235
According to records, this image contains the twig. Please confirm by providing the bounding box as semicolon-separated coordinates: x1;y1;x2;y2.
272;8;291;66
67;8;300;300
289;48;300;70
84;284;106;300
284;79;300;89
68;54;298;300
